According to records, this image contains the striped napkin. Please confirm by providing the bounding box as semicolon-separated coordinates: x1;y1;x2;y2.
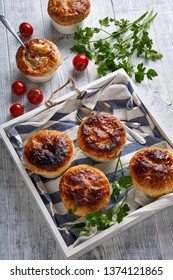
7;70;170;248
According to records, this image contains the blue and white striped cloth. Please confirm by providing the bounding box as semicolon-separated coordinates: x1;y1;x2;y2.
7;70;170;247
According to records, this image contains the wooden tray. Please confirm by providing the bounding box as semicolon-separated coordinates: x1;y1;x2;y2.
1;69;173;259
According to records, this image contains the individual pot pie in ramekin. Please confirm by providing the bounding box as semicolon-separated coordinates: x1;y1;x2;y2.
77;113;126;162
23;130;75;178
129;147;173;198
47;0;90;34
16;38;62;83
59;164;111;217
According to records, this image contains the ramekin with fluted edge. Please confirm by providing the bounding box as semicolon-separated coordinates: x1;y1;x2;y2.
50;18;85;35
16;38;62;83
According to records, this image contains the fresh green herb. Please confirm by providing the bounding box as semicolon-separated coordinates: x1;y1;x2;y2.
77;154;133;232
71;10;162;82
135;62;158;82
68;201;79;215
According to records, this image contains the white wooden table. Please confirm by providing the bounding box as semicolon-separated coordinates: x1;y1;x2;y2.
1;0;173;260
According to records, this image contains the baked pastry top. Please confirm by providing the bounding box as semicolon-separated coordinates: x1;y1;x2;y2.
23;130;75;178
77;113;126;161
59;164;110;216
48;0;90;26
16;39;62;77
129;147;173;198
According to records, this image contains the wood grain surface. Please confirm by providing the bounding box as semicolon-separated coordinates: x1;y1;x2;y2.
1;0;173;260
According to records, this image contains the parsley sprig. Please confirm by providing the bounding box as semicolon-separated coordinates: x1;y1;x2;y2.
76;155;133;232
71;10;163;82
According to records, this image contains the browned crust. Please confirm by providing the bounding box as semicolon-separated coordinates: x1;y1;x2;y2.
129;147;173;198
23;130;75;178
48;0;90;26
59;164;110;216
77;113;126;161
16;39;62;77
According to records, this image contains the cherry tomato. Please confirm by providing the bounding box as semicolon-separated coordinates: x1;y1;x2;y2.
27;88;43;105
12;80;27;96
10;103;25;118
72;54;89;71
19;22;33;37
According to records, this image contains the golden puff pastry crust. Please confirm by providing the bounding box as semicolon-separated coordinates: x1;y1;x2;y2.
77;113;126;162
48;0;90;26
16;39;62;77
23;130;75;178
59;164;110;216
129;147;173;198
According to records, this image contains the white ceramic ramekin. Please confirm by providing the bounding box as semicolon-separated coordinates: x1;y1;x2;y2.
51;18;84;34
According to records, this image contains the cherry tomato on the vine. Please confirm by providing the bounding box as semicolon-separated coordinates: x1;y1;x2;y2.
19;22;33;37
12;80;27;96
10;103;25;118
27;88;43;105
72;54;89;72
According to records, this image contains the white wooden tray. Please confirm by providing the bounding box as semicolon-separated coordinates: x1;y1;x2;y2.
1;69;173;259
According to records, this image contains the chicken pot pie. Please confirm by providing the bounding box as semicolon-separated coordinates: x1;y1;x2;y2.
23;130;75;178
47;0;90;34
16;38;62;82
77;113;126;162
129;147;173;198
59;164;110;216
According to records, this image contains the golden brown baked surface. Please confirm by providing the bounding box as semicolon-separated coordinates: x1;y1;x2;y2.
48;0;90;26
16;39;62;77
59;164;110;216
129;147;173;198
23;130;75;178
77;113;126;161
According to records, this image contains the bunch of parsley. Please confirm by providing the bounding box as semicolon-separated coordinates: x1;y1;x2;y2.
71;155;133;232
71;10;163;82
